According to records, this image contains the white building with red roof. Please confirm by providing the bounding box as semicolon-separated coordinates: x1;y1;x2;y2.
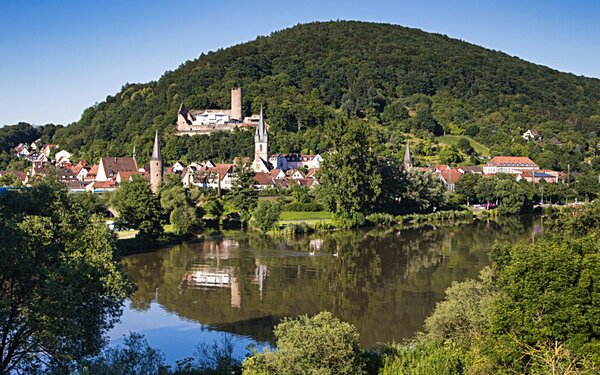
483;156;539;175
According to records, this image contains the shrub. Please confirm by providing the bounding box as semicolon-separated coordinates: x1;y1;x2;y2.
379;341;469;375
366;213;397;226
252;200;283;232
283;202;322;212
242;312;365;375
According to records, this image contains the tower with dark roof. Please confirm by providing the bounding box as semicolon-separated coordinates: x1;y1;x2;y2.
253;107;268;171
150;131;162;193
403;142;413;170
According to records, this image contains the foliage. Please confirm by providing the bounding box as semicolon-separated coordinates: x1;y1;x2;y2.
252;200;283;232
317;118;382;217
112;176;164;239
397;170;446;213
0;172;23;187
378;341;469;375
161;185;204;234
229;165;258;220
366;212;397;226
242;312;365;375
424;266;497;344
49;21;600;172
0;180;133;372
78;333;167;375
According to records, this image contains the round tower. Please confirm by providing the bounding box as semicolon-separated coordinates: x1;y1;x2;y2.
150;131;163;193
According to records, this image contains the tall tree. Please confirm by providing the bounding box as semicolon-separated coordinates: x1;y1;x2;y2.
0;180;133;372
112;177;164;239
229;165;258;220
317;118;382;220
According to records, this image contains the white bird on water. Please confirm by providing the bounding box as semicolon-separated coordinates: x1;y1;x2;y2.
309;251;315;256
333;252;339;257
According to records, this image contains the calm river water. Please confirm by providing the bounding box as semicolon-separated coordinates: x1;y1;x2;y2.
109;216;545;363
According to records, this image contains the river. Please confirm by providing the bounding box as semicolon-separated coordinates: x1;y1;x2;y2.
108;216;545;363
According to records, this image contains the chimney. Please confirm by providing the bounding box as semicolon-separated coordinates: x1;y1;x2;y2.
231;87;243;121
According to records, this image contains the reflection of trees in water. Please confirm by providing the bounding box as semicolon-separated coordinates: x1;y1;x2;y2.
122;217;538;347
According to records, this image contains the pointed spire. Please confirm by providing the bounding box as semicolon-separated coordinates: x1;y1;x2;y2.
255;105;267;141
403;141;413;169
151;131;161;160
132;144;136;160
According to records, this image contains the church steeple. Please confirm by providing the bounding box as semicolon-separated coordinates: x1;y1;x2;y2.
150;131;163;193
253;106;269;172
403;141;413;170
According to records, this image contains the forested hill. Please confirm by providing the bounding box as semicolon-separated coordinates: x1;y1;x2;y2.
53;21;600;165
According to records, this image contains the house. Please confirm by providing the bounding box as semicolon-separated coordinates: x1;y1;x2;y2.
96;157;138;182
522;129;541;141
85;180;118;193
41;144;59;157
268;153;323;171
54;150;72;166
26;153;48;164
253;172;275;190
63;180;87;193
482;156;539;175
516;170;560;184
15;143;30;158
115;170;148;184
70;160;90;181
458;165;483;174
172;162;187;173
205;164;235;190
85;164;99;181
269;168;286;179
438;167;463;192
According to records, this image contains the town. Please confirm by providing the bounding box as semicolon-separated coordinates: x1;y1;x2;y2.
0;88;573;202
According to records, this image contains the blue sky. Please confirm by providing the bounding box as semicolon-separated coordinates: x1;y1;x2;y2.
1;0;599;126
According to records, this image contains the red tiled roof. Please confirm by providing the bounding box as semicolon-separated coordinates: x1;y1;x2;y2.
440;168;463;184
100;157;138;179
254;172;274;186
488;156;537;167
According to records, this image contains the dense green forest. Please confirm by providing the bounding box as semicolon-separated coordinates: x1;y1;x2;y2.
8;21;600;171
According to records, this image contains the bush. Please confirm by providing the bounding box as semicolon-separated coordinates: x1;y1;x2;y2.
379;341;469;375
252;200;283;232
242;312;365;375
366;213;397;226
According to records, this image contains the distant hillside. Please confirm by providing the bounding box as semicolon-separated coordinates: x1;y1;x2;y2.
53;21;600;167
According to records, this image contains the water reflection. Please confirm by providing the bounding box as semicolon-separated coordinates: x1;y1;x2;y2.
119;216;543;351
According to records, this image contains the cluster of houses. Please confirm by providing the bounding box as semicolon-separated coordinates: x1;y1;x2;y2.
1;89;567;195
414;153;563;191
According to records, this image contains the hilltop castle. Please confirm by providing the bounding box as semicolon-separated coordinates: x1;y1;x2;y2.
176;87;263;135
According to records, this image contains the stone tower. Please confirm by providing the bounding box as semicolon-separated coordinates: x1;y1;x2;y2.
403;141;413;170
253;107;268;171
150;130;163;193
231;87;243;121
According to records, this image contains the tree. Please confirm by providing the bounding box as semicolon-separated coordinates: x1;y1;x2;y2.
229;165;258;220
317;118;382;220
0;173;22;187
242;312;365;375
495;179;533;215
112;177;164;239
398;170;447;213
456;137;475;155
252;200;283;232
0;181;133;372
455;172;481;204
381;100;409;125
440;144;463;165
160;185;204;234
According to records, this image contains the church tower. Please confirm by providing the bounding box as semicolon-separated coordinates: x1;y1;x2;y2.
253;107;268;172
403;141;413;170
150;131;163;193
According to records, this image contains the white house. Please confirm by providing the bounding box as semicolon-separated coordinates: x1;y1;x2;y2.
522;129;541;141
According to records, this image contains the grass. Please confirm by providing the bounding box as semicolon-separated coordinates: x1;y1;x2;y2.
279;211;333;224
435;135;490;156
116;229;138;239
